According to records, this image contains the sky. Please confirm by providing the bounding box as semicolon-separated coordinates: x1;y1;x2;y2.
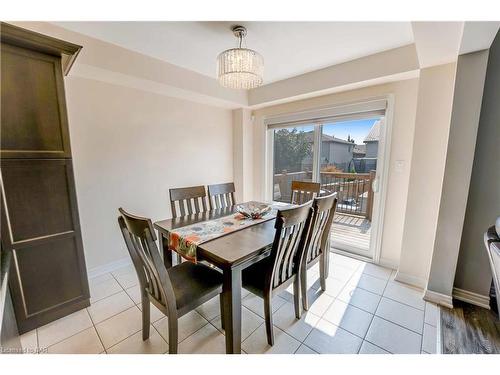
322;118;379;144
291;117;379;145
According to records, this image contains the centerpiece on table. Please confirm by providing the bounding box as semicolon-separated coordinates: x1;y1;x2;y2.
236;201;272;220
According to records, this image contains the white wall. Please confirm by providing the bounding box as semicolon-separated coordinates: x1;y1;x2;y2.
250;79;419;267
397;63;457;291
232;109;254;202
66;77;233;271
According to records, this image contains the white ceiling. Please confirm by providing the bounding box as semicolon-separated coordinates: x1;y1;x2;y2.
54;21;414;84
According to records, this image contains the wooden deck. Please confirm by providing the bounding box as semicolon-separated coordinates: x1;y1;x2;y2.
330;213;371;251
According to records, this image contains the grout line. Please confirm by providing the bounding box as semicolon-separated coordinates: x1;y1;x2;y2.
380;294;425;311
358;274;390;353
369;314;425;338
294;342;319;354
421;301;427;353
43;309;103;354
85;307;108;354
90;288;124;305
105;323;150;352
36;328;40;354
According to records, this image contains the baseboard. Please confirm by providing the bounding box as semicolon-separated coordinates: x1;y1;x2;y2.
394;270;427;289
452;287;490;310
87;257;132;279
423;288;453;309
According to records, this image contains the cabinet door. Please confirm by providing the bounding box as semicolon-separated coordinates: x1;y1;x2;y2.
0;159;89;333
0;43;72;159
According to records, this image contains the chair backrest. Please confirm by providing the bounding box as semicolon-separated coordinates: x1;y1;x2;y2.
118;208;176;312
169;185;207;218
266;201;313;291
207;182;236;210
305;193;338;264
290;180;321;205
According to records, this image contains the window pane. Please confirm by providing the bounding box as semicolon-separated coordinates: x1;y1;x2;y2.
272;125;314;203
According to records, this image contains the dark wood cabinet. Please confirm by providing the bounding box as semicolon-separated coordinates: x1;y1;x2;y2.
0;23;90;334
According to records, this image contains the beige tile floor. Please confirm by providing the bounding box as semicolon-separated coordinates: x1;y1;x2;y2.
19;252;439;354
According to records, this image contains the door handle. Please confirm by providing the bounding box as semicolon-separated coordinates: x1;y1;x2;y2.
372;177;379;193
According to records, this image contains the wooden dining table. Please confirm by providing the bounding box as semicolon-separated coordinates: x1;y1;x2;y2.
154;204;330;354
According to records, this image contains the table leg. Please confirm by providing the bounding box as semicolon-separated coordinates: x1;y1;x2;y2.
159;233;173;269
222;267;242;354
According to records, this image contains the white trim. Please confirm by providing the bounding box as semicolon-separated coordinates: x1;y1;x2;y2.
264;128;274;202
394;270;427;289
452;287;491;309
331;247;373;263
264;98;387;127
331;247;397;271
371;94;394;265
87;257;132;279
423;288;454;309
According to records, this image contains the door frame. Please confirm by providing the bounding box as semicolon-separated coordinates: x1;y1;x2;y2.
263;95;395;265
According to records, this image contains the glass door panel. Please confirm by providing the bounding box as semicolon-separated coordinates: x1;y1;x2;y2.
320;118;381;257
272;124;314;203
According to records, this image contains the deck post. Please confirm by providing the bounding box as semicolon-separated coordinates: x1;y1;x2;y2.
366;170;376;221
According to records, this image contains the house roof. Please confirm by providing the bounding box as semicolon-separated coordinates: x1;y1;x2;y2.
353;144;366;154
304;131;353;145
364;120;381;143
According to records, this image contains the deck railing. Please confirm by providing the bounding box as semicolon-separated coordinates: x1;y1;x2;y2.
320;171;375;220
273;170;375;220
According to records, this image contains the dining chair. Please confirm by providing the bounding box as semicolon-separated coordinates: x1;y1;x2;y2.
241;201;314;345
169;185;208;218
207;182;236;210
169;185;208;264
290;180;321;205
300;193;337;310
118;208;224;354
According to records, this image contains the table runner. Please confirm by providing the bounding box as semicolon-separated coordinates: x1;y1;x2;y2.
168;202;289;262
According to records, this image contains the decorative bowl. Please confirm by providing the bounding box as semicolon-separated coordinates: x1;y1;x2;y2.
236;202;271;220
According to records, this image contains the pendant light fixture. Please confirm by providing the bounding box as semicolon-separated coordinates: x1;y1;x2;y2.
217;25;264;89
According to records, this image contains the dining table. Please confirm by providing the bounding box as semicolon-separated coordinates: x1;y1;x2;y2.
154;203;330;354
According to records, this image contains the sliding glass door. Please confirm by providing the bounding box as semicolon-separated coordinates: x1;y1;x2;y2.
272;124;315;203
269;115;385;259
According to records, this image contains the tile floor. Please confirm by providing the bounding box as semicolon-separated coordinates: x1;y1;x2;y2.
19;252;439;354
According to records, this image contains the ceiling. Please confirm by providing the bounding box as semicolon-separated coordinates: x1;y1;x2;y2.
54;21;414;84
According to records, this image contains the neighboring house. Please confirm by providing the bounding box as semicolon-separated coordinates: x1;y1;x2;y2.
353;144;366;158
363;119;381;158
303;131;354;171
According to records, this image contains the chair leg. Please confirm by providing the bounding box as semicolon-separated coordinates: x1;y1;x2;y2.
168;316;178;354
319;253;327;291
293;277;302;319
219;293;225;330
263;294;275;346
301;265;309;311
141;295;150;341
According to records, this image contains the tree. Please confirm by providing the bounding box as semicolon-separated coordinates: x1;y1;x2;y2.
273;129;312;173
